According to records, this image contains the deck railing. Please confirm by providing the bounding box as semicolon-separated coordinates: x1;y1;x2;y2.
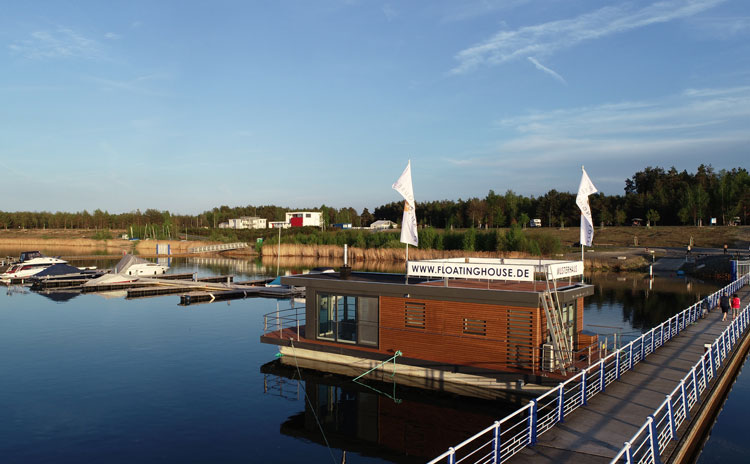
428;274;750;464
263;305;306;341
611;281;750;463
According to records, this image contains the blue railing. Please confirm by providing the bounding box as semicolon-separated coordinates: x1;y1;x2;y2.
428;274;750;464
611;278;750;463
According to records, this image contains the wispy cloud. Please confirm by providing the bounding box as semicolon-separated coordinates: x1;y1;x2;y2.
440;0;529;23
104;32;121;40
451;0;726;74
691;15;750;39
382;4;398;21
447;86;750;171
9;27;104;60
527;57;566;84
84;73;173;97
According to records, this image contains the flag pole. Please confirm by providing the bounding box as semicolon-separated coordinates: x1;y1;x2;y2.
405;242;409;284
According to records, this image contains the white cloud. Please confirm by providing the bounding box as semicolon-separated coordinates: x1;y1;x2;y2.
104;32;121;40
382;4;398;21
439;0;529;23
527;57;566;84
447;85;750;170
451;0;727;74
691;15;750;39
9;27;104;60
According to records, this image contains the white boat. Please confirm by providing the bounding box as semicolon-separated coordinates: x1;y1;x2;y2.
84;254;169;287
0;251;68;282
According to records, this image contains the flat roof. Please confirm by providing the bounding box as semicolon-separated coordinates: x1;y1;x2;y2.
281;270;594;307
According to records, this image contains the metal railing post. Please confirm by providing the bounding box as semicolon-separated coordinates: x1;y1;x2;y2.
624;441;633;464
640;336;645;362
529;399;538;446
648;415;662;464
700;354;707;393
557;384;565;423
616;351;621;380
448;447;455;464
666;394;677;440
582;371;588;405
629;342;634;371
708;344;716;379
651;328;655;354
680;378;698;420
599;359;605;392
660;324;664;347
493;421;501;463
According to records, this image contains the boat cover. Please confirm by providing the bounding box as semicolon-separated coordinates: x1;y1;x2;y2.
34;263;86;277
114;254;154;274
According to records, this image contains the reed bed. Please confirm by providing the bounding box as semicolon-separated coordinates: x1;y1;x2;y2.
262;243;533;262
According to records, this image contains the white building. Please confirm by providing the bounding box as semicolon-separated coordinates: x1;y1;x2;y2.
219;216;267;230
285;211;323;228
370;219;397;230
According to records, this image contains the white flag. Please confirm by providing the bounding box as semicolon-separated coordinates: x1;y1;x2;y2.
392;160;418;247
576;166;597;247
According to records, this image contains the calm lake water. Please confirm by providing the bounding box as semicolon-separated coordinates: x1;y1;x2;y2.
0;252;737;463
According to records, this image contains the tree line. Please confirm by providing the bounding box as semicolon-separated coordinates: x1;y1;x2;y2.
1;165;748;231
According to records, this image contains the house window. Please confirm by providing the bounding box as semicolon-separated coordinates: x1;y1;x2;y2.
306;213;311;218
404;302;426;329
463;318;487;336
317;294;378;346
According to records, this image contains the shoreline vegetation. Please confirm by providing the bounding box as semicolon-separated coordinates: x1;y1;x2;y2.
2;225;746;274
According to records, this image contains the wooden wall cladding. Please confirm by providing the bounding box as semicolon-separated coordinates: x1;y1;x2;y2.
379;296;540;370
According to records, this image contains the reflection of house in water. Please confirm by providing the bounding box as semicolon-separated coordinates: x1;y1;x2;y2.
261;360;523;463
261;257;597;393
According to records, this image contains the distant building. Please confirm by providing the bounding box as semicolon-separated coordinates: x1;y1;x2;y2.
370;219;397;230
285;211;323;228
220;216;267;230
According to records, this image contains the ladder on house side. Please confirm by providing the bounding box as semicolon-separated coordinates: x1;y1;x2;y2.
540;270;573;372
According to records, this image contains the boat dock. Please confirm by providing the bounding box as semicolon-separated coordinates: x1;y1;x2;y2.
28;272;303;304
429;274;750;464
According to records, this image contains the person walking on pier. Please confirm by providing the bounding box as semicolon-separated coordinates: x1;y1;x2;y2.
720;292;731;321
732;293;741;320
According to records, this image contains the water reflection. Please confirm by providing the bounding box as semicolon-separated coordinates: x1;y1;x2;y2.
584;272;720;345
261;360;524;463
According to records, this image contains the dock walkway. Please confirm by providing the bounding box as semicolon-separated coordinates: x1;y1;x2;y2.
510;286;750;463
428;275;749;464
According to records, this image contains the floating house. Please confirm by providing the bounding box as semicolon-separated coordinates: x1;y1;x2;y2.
261;257;596;392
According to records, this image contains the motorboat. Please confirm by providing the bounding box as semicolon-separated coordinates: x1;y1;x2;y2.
83;254;169;287
0;251;68;282
28;263;107;288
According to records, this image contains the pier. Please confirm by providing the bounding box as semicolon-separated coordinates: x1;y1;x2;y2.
428;274;750;464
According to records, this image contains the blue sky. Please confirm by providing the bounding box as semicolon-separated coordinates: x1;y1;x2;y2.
1;0;749;214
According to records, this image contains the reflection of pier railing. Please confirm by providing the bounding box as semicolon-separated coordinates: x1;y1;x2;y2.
188;242;248;253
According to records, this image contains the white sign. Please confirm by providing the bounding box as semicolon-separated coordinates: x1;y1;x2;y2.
407;261;535;282
548;261;584;279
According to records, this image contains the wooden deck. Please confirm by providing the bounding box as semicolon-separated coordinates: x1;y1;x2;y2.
509;286;750;463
